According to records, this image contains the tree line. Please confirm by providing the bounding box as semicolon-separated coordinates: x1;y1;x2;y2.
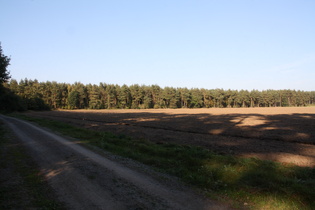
3;78;315;111
1;44;314;111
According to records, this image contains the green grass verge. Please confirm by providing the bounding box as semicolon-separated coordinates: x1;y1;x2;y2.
0;121;65;209
11;113;315;210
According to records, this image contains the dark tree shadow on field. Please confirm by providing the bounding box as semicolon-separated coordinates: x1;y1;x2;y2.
18;109;315;209
24;109;315;167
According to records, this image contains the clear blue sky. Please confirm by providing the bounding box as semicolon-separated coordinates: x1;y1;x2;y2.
1;0;315;91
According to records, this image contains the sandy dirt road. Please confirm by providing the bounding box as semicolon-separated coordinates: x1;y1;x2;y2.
0;115;230;210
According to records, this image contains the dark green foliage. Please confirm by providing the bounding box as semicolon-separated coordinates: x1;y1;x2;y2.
3;78;315;110
0;44;11;84
0;44;21;112
87;84;103;109
0;86;26;112
0;82;49;112
190;88;203;108
25;97;50;111
68;91;80;109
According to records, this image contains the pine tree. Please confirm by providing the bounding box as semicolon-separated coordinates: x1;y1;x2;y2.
0;44;11;84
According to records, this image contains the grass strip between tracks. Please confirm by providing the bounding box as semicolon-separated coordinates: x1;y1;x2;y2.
11;113;315;210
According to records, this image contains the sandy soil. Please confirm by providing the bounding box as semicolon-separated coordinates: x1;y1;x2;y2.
24;107;315;167
0;115;230;210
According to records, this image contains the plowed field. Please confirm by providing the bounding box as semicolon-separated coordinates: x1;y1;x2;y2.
25;107;315;167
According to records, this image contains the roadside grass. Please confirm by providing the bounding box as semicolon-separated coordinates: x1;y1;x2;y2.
0;121;65;209
11;114;315;210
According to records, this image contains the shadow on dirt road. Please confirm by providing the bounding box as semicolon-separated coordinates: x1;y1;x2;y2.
0;115;231;210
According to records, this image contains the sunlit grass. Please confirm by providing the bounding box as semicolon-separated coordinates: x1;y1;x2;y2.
11;113;315;209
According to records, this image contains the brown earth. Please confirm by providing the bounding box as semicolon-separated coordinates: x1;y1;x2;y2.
24;107;315;167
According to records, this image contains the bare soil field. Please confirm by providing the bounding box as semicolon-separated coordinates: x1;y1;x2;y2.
25;107;315;167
